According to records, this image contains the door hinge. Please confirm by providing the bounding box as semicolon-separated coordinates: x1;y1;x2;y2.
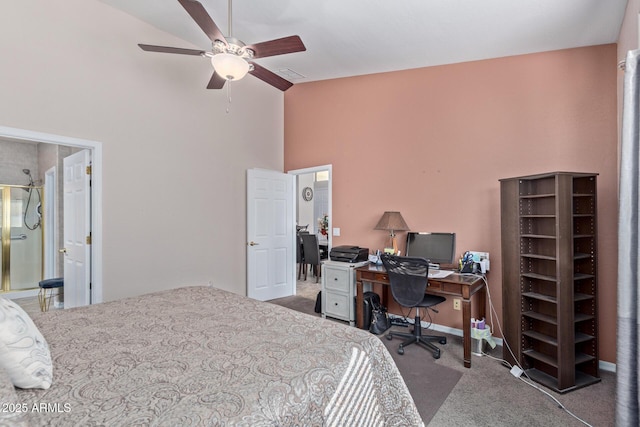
86;234;92;245
86;165;92;175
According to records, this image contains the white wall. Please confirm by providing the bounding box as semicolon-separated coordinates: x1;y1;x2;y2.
0;0;284;300
297;174;315;232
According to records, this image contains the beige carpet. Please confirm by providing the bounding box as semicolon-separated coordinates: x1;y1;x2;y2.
295;279;322;299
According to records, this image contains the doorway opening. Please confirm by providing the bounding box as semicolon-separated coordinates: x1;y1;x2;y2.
0;126;103;305
288;164;332;294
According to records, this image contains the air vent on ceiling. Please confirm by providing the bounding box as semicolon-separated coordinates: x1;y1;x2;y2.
276;68;306;80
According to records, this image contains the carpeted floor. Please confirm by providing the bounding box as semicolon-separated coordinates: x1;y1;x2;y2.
269;279;617;427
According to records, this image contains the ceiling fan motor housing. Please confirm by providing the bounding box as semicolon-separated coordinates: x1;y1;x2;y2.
213;38;254;59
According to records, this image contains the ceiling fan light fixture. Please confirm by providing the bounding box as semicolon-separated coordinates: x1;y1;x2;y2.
139;1;305;91
211;53;249;81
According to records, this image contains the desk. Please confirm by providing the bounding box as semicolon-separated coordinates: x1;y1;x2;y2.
355;264;486;368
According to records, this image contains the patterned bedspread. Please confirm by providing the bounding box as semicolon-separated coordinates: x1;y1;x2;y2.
16;286;423;426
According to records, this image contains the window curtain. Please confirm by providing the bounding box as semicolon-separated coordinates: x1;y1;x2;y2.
617;48;640;426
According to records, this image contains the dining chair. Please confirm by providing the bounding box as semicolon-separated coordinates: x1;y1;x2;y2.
297;230;309;279
300;233;327;283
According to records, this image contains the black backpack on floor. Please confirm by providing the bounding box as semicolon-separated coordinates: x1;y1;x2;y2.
314;291;322;313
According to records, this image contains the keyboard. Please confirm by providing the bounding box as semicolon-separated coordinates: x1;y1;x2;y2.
428;269;454;279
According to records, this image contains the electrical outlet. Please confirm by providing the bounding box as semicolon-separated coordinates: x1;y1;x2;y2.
453;299;461;310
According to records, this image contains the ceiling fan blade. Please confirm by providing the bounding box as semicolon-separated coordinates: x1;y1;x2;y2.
207;71;226;89
246;35;306;59
249;62;293;91
138;44;205;56
178;0;227;44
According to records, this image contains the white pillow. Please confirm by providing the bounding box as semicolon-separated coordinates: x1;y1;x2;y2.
0;297;52;389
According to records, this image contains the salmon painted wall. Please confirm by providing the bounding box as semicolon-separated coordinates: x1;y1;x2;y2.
285;44;618;364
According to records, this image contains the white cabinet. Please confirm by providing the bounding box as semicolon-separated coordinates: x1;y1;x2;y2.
321;260;369;325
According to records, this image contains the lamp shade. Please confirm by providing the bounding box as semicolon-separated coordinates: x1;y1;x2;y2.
211;53;250;81
374;211;409;233
375;211;409;254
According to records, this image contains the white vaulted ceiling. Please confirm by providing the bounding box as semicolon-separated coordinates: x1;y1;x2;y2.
100;0;627;84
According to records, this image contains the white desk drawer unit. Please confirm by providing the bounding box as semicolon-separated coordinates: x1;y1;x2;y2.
324;267;350;292
321;260;369;325
324;291;351;321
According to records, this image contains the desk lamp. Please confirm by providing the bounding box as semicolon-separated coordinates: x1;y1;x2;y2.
374;211;409;255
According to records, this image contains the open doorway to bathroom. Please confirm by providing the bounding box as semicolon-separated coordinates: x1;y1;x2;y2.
0;139;73;301
0;126;103;306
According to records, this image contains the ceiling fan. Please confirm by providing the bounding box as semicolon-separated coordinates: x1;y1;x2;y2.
138;0;306;91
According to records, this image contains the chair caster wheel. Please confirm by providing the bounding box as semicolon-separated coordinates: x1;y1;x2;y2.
433;350;440;359
397;346;404;355
386;334;393;340
439;338;447;345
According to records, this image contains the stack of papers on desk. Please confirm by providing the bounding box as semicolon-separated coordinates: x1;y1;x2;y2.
428;269;454;279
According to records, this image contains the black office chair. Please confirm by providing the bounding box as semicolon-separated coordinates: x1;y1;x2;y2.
300;233;327;283
380;254;447;359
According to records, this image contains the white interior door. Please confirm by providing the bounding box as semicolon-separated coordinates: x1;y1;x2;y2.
62;150;91;308
247;169;295;301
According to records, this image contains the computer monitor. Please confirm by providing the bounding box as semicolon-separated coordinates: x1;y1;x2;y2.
405;232;456;266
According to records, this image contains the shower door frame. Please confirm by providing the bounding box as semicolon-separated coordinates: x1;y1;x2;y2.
0;185;45;292
0;125;103;304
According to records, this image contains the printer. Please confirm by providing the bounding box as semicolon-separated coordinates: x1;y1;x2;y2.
329;246;369;263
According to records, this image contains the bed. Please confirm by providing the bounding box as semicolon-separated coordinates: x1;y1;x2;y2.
2;286;423;426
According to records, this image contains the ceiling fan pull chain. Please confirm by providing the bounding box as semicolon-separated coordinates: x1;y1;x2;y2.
226;81;232;113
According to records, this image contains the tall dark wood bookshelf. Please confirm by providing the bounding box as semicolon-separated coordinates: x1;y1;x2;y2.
500;172;600;393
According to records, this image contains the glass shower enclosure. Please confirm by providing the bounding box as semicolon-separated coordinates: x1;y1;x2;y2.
0;185;43;292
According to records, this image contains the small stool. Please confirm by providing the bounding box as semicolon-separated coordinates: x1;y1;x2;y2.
38;278;63;312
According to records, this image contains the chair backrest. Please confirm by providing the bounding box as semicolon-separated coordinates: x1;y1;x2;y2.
380;254;430;308
297;231;309;262
300;233;321;265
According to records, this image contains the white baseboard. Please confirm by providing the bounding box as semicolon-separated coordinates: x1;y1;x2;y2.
598;360;616;373
1;288;40;299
